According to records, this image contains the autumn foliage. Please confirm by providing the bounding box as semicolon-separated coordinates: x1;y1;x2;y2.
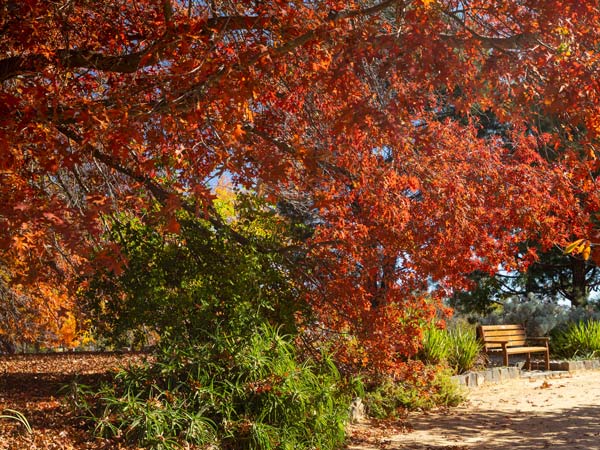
1;0;600;370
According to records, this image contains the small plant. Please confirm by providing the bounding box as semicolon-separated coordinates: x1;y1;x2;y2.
447;325;482;374
417;323;481;374
363;368;465;419
0;409;32;435
552;320;600;359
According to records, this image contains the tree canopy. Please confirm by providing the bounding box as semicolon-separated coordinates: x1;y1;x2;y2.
2;0;599;369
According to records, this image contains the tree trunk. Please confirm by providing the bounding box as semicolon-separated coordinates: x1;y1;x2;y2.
570;257;588;308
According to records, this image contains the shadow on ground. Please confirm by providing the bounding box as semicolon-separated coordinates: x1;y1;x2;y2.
389;404;600;449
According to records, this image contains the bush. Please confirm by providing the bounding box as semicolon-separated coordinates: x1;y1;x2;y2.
480;295;567;336
447;325;482;374
475;295;600;338
74;324;354;450
552;320;600;359
363;369;465;419
83;199;303;349
418;323;481;374
418;325;450;366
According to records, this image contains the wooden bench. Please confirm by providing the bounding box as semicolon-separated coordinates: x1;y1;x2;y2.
476;324;550;371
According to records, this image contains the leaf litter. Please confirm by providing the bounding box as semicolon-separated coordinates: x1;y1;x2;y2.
0;352;150;450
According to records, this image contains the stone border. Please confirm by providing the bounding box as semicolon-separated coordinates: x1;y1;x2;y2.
452;366;520;388
530;359;600;371
453;358;600;388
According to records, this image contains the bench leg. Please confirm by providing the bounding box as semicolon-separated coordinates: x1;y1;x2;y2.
526;353;531;370
503;351;508;367
545;348;550;371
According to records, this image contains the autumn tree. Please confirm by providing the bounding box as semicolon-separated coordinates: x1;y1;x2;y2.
2;0;599;370
449;109;600;312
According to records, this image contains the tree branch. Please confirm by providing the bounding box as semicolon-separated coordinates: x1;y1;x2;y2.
153;0;405;114
439;8;538;51
2;0;404;85
0;16;272;82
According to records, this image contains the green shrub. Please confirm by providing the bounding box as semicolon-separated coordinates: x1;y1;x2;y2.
418;323;481;374
418;325;450;365
75;324;354;450
447;326;482;374
84;200;303;350
475;296;600;338
552;320;600;359
363;369;465;419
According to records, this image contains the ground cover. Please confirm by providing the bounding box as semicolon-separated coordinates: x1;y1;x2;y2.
3;353;600;450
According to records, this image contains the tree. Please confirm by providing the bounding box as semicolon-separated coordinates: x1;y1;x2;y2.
449;106;600;312
2;0;599;370
451;249;600;316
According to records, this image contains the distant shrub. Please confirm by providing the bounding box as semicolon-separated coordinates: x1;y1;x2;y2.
472;296;600;360
469;294;600;339
552;320;600;359
480;295;567;336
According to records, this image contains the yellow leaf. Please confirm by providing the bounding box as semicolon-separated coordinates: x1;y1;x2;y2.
583;245;592;260
588;147;597;160
243;101;254;122
575;241;589;255
565;238;584;254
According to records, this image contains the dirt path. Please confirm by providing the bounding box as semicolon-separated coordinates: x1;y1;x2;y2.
347;370;600;450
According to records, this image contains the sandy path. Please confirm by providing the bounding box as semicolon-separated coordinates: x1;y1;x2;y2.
347;370;600;450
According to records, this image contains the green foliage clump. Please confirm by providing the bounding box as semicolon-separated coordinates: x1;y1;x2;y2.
467;294;600;339
480;295;567;337
446;325;482;374
552;320;600;359
84;195;302;348
75;324;354;450
418;325;450;366
418;323;481;374
363;369;464;419
76;196;358;449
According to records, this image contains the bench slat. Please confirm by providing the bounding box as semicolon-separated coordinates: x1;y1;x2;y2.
505;346;548;354
481;330;527;338
479;325;524;330
484;339;526;348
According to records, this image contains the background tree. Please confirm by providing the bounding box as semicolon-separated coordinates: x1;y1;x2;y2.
451;249;600;316
84;190;302;347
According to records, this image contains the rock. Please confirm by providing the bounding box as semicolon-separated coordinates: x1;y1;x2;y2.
349;397;365;423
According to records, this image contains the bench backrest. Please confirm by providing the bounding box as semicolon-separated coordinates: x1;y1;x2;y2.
476;324;527;350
